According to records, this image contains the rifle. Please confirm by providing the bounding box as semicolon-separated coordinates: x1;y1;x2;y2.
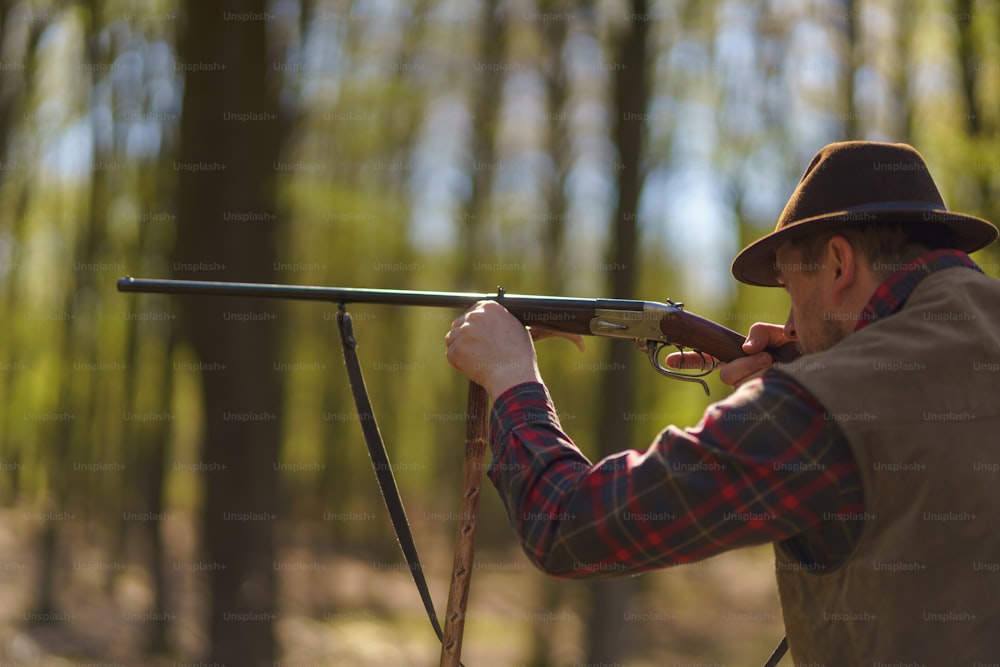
116;276;798;393
116;275;797;667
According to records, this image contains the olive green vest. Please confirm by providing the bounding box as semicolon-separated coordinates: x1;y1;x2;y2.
776;266;1000;665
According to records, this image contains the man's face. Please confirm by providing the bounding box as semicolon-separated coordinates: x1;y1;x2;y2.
773;242;853;356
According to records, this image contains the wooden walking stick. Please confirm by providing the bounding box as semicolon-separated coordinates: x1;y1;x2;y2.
439;381;489;667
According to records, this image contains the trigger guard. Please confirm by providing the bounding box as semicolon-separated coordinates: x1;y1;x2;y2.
644;343;713;395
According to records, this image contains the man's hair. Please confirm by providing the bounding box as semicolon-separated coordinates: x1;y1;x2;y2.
788;223;955;281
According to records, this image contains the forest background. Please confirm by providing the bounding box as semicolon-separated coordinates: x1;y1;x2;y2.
1;0;998;665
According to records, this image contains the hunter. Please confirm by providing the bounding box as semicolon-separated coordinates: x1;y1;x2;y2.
445;141;1000;664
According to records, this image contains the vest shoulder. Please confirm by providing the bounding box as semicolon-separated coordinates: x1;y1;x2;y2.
779;267;1000;413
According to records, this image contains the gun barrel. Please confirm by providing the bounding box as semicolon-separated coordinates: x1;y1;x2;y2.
118;276;501;307
116;276;640;335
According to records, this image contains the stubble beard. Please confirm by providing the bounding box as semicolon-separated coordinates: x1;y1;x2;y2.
798;315;851;356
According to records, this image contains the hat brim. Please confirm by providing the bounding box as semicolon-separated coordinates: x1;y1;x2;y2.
731;209;999;287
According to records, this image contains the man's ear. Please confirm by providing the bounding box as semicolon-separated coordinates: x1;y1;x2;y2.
826;235;857;306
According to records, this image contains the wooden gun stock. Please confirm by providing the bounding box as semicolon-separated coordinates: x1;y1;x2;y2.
658;308;799;364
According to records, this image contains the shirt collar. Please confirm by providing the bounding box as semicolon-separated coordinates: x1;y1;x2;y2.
856;248;982;331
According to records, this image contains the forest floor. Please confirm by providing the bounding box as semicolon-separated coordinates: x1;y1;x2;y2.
0;508;789;667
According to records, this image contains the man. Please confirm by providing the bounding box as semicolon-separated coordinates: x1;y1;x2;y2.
445;141;1000;663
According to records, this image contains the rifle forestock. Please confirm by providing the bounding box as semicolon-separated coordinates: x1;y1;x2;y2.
116;276;797;365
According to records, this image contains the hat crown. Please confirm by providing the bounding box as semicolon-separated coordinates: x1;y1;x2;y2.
731;140;998;286
777;141;946;230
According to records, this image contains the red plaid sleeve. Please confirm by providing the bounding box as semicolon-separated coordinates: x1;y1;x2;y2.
487;373;863;578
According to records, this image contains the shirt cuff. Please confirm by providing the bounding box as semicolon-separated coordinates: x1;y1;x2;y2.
490;381;562;448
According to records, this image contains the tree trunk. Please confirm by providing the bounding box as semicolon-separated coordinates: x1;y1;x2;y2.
840;0;859;138
459;0;503;288
175;1;287;664
540;7;572;291
585;1;650;663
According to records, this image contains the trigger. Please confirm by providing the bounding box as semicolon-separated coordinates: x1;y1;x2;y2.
645;342;711;396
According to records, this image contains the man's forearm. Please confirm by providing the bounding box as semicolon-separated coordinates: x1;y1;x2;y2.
486;374;864;577
487;382;598;575
488;382;689;578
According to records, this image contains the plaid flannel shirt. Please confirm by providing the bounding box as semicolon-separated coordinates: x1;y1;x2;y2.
486;249;981;577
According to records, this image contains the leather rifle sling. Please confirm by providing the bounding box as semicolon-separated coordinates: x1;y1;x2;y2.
763;636;788;666
338;306;775;666
336;308;464;663
439;381;489;666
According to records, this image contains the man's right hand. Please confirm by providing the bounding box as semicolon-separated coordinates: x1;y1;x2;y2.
665;322;795;388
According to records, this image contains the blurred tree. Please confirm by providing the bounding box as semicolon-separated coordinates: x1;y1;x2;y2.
585;1;651;663
526;3;576;663
955;0;1000;228
459;0;503;289
3;0;59;622
839;0;859;137
173;0;289;663
539;2;572;290
0;1;42;168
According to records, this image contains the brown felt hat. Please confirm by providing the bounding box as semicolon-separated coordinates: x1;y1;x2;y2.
731;141;999;286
